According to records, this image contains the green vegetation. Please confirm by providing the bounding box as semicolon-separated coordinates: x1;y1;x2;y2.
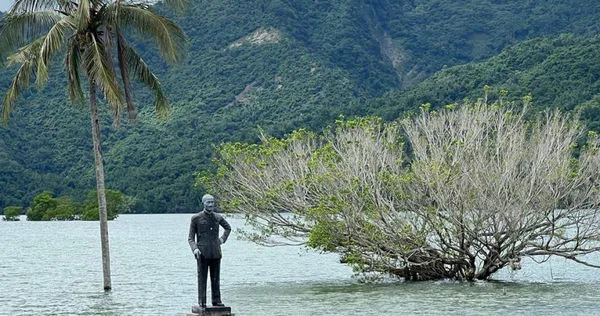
43;196;78;221
370;35;600;122
26;191;59;221
2;206;21;221
1;1;600;213
24;190;130;221
81;189;133;221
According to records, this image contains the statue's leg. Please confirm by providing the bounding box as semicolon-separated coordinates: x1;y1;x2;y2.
197;256;209;306
209;258;222;305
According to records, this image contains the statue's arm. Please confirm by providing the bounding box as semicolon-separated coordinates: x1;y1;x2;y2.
188;217;198;252
219;215;232;244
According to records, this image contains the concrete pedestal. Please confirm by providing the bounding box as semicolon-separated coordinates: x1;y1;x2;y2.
187;305;234;316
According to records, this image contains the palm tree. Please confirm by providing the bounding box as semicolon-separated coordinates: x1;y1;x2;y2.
0;0;187;291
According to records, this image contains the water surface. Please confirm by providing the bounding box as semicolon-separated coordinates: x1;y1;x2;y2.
1;214;599;315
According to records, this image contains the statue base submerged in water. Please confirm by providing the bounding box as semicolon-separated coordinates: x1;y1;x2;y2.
189;305;233;316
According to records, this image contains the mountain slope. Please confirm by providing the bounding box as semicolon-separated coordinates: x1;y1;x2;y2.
1;0;600;212
370;35;600;120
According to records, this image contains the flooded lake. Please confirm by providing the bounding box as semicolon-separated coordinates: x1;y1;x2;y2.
1;214;599;315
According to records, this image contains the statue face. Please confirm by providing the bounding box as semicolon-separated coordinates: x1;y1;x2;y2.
204;197;215;212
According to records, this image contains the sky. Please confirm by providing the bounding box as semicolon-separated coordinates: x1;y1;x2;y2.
0;0;10;12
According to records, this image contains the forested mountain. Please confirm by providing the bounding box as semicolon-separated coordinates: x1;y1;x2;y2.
370;34;600;120
1;0;599;212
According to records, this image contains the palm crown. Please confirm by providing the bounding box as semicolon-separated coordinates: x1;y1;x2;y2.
0;0;187;123
0;0;187;290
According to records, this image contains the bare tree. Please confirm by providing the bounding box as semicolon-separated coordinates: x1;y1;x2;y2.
209;103;600;281
403;103;600;280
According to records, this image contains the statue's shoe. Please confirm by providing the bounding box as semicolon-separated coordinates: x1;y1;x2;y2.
212;302;225;307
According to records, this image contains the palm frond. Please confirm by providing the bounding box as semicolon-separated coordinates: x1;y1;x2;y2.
154;86;168;119
121;38;169;116
2;37;43;124
75;0;91;31
83;33;124;110
9;0;70;14
1;63;31;124
90;0;108;9
116;30;136;121
162;0;192;14
0;11;62;61
36;16;75;88
101;28;122;126
108;4;186;63
65;37;84;105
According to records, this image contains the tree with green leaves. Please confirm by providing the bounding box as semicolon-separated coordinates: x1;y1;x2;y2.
42;195;77;220
82;189;132;220
3;206;22;221
0;0;187;290
26;191;58;221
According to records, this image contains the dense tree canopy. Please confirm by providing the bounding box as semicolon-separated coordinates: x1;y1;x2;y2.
370;35;600;121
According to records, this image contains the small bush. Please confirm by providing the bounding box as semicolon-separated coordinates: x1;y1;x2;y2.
3;206;21;221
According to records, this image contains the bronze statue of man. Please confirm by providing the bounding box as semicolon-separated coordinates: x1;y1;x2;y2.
188;194;231;309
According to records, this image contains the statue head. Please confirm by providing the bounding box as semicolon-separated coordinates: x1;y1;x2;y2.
202;194;215;213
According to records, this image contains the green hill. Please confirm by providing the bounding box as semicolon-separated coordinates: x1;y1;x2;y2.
1;0;600;212
371;34;600;120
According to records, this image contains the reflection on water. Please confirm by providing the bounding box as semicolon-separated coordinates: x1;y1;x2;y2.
1;214;600;315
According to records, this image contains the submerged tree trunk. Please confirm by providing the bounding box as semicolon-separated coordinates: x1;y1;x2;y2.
89;82;112;291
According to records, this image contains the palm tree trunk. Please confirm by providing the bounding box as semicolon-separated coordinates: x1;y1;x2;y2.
89;82;112;291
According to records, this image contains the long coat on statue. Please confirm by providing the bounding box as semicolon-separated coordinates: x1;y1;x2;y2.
188;210;231;259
